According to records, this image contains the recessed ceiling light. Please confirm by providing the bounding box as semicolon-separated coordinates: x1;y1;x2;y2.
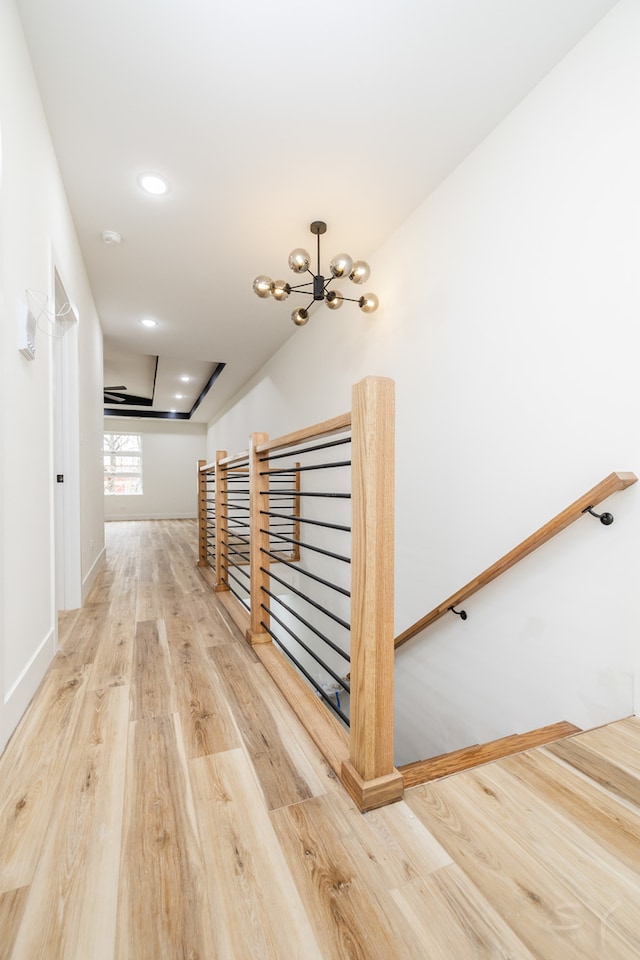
179;375;191;382
137;173;169;196
175;393;184;399
140;317;158;328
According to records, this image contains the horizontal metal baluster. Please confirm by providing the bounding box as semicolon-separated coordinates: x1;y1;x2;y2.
227;543;250;561
265;491;351;499
262;528;350;563
259;435;351;463
259;621;349;725
262;586;350;662
262;567;350;631
260;602;349;692
261;509;350;534
221;562;250;589
260;548;350;596
261;460;351;475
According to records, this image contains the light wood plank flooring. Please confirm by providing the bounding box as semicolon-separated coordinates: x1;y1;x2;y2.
1;519;640;959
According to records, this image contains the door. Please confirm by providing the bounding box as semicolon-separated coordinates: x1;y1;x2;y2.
52;269;81;612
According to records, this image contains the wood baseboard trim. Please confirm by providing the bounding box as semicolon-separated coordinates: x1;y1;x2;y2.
253;642;350;778
399;721;581;789
197;565;217;589
215;590;251;636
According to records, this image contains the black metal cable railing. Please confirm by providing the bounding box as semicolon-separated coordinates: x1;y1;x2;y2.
265;469;300;561
205;472;216;567
258;432;352;726
218;459;251;608
198;383;400;806
204;454;298;560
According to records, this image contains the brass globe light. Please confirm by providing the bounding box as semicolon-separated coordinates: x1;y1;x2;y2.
252;221;379;326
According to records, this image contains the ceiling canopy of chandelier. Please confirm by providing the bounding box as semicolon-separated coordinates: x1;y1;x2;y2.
252;221;379;326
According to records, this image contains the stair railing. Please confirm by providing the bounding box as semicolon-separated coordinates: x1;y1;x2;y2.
197;387;637;802
395;470;637;649
197;459;215;569
197;376;403;811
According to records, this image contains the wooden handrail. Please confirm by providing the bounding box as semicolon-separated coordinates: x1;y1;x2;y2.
255;411;351;455
207;413;351;473
394;471;637;650
218;450;249;468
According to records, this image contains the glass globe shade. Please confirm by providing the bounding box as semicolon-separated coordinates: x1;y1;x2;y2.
358;292;379;314
288;248;311;274
291;307;309;326
326;291;344;310
272;281;291;301
330;253;353;279
349;260;370;284
253;275;273;298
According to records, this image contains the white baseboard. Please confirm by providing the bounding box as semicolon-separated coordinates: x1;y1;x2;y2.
635;664;640;717
82;546;106;604
1;627;55;754
104;513;197;522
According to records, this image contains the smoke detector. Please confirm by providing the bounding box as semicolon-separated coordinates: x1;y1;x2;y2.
102;230;122;245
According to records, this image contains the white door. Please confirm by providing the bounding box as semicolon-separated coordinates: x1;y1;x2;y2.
52;269;81;611
53;332;66;610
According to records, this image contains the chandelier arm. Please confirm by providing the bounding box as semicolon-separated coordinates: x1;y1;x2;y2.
288;281;315;292
316;231;322;278
329;294;364;304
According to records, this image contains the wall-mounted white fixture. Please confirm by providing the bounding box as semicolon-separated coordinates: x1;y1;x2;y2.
18;301;37;359
24;289;78;346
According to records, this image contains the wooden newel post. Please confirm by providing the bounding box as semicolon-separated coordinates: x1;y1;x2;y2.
197;460;208;567
248;432;271;644
341;376;404;811
214;450;229;592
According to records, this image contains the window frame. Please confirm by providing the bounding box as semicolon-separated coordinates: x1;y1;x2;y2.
103;432;144;496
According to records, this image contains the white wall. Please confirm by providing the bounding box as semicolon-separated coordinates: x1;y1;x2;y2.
104;418;206;521
207;0;640;765
0;0;104;752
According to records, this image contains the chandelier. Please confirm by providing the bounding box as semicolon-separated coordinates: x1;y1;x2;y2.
252;220;379;326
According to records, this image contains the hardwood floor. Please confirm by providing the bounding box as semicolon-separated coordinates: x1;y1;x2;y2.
1;518;640;958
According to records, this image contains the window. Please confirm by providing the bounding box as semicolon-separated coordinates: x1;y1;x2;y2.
104;433;143;495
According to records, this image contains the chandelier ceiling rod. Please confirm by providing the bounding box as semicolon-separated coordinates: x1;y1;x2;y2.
313;219;323;279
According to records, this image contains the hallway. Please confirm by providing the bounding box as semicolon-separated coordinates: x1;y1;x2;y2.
1;520;640;958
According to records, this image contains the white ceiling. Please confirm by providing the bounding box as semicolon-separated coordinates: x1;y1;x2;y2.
15;0;618;422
